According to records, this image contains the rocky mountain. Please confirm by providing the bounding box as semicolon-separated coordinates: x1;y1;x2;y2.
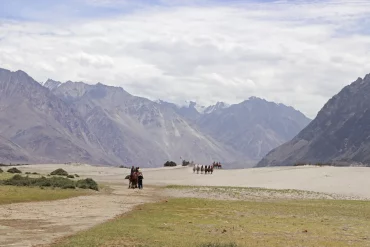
0;68;116;165
0;67;311;167
195;97;311;162
257;73;370;167
46;80;242;167
203;102;230;115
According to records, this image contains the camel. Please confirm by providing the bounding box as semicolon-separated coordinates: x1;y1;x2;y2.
128;172;138;189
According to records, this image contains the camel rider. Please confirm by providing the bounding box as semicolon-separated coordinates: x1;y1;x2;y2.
130;166;135;178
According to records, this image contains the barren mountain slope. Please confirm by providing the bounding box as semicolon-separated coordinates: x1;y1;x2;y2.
0;69;116;165
257;73;370;167
50;81;243;167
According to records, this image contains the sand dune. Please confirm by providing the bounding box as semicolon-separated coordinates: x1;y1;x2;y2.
19;164;370;199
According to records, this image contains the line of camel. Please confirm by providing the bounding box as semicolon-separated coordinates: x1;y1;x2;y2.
193;162;222;174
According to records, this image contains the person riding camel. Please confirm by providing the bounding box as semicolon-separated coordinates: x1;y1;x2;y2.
130;166;135;179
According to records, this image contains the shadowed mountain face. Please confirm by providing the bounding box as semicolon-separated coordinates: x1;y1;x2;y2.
257;73;370;167
0;68;310;167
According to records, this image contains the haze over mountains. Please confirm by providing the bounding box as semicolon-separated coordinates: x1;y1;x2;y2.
0;68;310;167
258;73;370;167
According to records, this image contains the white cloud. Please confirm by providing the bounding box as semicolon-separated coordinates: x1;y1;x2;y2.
0;0;370;118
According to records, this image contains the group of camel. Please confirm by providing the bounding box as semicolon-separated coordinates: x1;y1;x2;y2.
193;162;222;174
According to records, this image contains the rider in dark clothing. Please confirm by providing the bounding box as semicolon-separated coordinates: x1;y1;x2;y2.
138;171;144;189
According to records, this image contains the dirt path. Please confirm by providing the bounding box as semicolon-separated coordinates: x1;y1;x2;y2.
0;185;160;247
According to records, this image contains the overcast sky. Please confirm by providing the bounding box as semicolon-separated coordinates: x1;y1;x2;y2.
1;0;370;118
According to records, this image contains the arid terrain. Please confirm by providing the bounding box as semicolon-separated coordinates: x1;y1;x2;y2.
1;164;370;247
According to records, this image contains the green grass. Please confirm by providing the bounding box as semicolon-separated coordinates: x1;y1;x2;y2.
52;197;370;247
0;186;90;205
0;173;96;205
0;172;16;180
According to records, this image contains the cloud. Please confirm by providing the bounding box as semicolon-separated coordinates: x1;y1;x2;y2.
0;0;370;118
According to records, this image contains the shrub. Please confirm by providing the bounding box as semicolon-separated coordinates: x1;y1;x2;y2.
74;174;80;178
3;175;99;191
3;175;76;189
32;172;39;175
76;178;99;191
50;168;69;176
0;168;3;173
7;167;22;174
164;161;177;167
67;175;75;179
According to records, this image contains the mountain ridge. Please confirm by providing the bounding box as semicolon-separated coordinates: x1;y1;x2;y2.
0;67;310;167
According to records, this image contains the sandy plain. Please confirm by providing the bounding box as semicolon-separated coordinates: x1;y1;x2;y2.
1;164;370;246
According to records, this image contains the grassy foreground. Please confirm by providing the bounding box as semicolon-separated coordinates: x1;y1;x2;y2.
53;197;370;247
0;173;93;205
0;186;90;205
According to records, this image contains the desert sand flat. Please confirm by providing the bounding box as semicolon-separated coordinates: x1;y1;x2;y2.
0;185;159;247
17;164;370;199
1;164;370;246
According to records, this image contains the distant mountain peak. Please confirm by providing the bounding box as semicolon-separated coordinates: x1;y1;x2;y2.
204;101;230;114
44;79;62;90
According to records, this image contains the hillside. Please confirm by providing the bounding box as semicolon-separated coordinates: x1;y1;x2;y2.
257;73;370;167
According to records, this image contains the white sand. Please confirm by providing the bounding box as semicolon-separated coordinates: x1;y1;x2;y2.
17;164;370;199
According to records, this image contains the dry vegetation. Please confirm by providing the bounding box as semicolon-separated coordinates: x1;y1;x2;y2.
164;185;366;201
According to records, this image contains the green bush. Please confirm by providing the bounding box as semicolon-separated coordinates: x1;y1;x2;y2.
0;168;3;173
50;168;68;176
67;175;75;179
76;178;99;191
164;161;177;167
74;174;80;177
7;167;22;174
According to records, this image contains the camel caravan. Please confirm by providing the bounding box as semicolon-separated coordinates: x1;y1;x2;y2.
193;162;222;174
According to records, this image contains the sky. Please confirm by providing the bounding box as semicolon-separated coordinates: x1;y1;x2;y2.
1;0;370;118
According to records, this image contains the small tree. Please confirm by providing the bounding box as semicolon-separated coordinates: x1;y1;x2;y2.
182;160;190;166
164;161;177;167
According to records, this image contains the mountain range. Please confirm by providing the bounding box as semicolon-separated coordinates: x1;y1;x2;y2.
257;73;370;167
0;67;310;167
